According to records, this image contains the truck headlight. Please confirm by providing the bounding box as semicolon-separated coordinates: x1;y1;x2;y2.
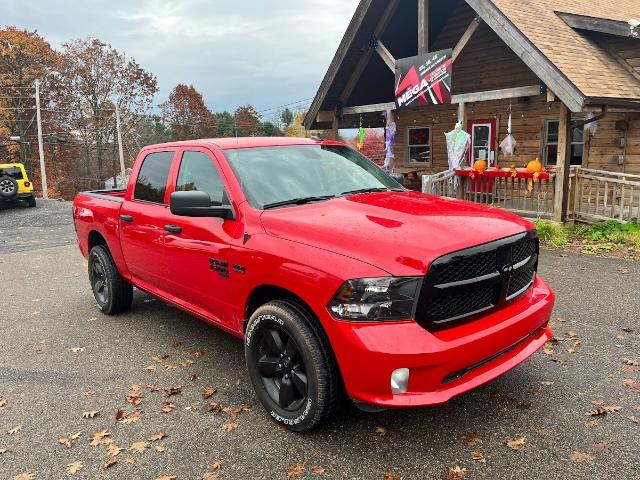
328;277;421;321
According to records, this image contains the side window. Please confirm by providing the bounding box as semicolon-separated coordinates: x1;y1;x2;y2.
175;151;226;205
134;152;174;204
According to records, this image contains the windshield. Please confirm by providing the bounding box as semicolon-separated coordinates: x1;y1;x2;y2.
224;145;402;209
0;167;23;180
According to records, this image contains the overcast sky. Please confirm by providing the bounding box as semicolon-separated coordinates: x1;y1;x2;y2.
3;0;359;120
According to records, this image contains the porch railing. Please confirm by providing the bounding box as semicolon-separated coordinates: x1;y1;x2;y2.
423;169;556;219
570;167;640;223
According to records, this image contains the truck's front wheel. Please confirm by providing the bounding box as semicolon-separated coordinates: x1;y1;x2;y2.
245;301;338;432
88;245;133;315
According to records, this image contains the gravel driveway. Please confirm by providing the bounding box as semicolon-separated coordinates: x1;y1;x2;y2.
0;201;638;479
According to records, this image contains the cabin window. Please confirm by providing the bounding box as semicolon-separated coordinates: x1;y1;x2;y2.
407;127;431;165
544;120;584;166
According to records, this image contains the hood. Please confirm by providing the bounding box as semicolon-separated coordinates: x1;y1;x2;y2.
259;191;532;276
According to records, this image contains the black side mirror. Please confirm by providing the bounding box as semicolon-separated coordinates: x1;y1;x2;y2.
170;191;235;219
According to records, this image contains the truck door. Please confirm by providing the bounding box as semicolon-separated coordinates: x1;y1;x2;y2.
119;150;176;290
162;148;237;325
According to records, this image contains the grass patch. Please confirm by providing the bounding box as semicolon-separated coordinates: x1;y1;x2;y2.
533;219;640;258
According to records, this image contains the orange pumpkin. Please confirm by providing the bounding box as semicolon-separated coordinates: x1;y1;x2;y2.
527;158;543;174
473;160;487;172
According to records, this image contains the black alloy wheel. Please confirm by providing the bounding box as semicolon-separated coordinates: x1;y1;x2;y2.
245;301;339;432
255;326;308;411
90;255;109;305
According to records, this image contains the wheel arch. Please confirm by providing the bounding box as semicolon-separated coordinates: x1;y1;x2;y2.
88;230;107;251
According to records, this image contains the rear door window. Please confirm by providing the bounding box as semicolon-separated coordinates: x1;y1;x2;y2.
0;167;24;180
134;152;174;204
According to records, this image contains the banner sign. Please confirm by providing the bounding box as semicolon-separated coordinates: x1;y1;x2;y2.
394;49;453;109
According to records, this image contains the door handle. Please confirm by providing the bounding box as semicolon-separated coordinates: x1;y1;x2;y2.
164;225;182;234
120;214;134;223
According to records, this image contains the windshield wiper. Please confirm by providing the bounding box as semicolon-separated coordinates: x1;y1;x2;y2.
341;187;399;196
263;195;336;210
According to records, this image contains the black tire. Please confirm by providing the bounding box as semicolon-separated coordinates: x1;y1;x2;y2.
88;245;133;315
27;196;36;208
0;176;18;199
245;300;339;432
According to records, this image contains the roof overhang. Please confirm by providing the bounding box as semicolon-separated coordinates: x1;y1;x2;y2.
556;12;640;39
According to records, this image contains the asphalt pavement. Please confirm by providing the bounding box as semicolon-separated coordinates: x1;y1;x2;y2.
0;200;638;479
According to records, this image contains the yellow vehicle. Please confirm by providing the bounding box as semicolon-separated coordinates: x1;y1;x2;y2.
0;162;36;207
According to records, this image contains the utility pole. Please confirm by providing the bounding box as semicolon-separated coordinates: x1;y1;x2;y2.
35;80;48;199
115;103;126;186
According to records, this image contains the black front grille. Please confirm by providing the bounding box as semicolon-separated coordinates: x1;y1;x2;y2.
415;231;539;331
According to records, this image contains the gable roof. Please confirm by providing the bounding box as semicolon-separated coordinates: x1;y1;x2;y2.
305;0;640;129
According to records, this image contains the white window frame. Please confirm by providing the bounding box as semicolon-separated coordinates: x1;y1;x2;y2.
543;119;585;166
406;126;432;166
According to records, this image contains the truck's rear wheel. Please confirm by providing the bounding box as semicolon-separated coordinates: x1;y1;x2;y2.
245;301;338;432
88;245;133;315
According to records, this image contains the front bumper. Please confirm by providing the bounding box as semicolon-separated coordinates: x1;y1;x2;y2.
324;275;554;408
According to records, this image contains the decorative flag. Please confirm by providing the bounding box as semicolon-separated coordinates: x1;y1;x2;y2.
356;127;366;150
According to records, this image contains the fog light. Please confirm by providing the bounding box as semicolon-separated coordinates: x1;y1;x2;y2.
390;368;410;394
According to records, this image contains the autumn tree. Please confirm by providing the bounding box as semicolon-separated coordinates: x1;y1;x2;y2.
0;27;59;166
234;105;261;137
283;112;308;138
58;38;158;180
161;84;217;141
357;129;386;162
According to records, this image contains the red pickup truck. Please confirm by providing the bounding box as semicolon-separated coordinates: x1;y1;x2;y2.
73;137;554;431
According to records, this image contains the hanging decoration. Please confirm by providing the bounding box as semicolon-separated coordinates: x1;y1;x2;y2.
356;116;366;150
526;158;544;193
499;104;517;159
444;122;471;186
584;112;598;136
384;114;397;171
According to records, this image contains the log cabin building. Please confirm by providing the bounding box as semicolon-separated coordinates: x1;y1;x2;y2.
305;0;640;222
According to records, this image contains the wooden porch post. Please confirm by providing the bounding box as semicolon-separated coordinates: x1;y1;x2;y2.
418;0;429;54
331;109;339;140
553;103;572;222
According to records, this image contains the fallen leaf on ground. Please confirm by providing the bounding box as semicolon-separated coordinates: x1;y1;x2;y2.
207;402;223;413
58;436;72;448
83;390;96;397
107;443;123;456
7;425;22;435
0;399;7;410
542;344;555;355
161;402;176;414
116;409;142;425
592;441;612;454
311;465;326;474
0;447;7;454
202;387;217;399
536;427;553;437
163;386;183;397
155;445;166;453
68;347;85;353
67;460;83;474
14;473;35;480
443;466;467;480
146;384;160;392
104;459;117;469
585;420;599;428
126;385;143;405
586;405;622;416
623;358;640;366
221;422;238;432
130;441;149;453
145;365;157;372
463;433;481;446
89;429;111;446
629;416;639;424
223;404;251;417
506;436;526;450
471;450;486;463
624;379;640;393
202;474;219;480
288;462;306;478
149;432;167;442
155;476;176;480
124;457;135;464
383;472;400;480
570;452;595;463
375;426;390;437
82;410;99;419
211;460;223;469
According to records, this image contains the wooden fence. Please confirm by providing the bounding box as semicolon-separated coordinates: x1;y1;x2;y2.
423;167;640;223
570;167;640;223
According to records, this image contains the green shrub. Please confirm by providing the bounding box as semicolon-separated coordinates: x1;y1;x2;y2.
571;221;640;244
533;220;568;247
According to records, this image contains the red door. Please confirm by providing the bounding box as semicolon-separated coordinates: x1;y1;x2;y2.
467;119;497;167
